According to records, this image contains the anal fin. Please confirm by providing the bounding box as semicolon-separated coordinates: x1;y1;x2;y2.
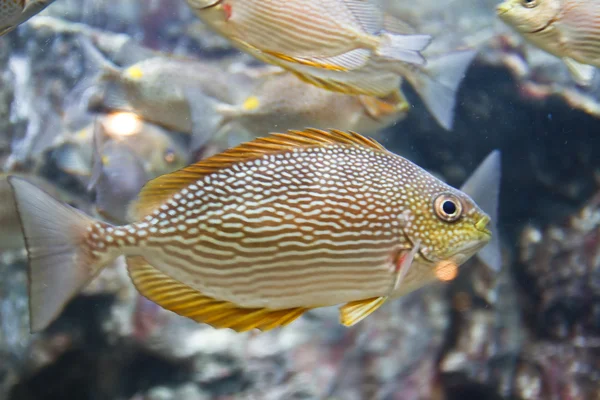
563;57;595;86
339;296;387;327
126;256;308;332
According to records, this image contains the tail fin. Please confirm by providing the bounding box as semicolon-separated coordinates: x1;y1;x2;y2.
8;176;110;332
460;150;502;272
378;33;432;65
405;49;477;130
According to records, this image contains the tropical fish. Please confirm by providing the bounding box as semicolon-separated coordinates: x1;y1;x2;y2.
186;0;432;68
78;37;256;150
215;71;408;140
9;129;501;333
50;112;188;182
88;120;149;224
497;0;600;85
185;0;475;130
0;0;55;36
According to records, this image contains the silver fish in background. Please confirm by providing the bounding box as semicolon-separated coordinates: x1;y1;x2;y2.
214;70;408;142
497;0;600;86
186;0;476;130
50;112;189;182
0;0;55;36
77;37;257;150
9;129;500;333
87;120;148;224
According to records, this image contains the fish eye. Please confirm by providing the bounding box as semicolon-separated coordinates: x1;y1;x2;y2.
164;148;176;164
433;193;463;222
522;0;538;8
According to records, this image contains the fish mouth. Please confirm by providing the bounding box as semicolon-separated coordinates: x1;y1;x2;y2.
496;3;513;16
475;215;492;236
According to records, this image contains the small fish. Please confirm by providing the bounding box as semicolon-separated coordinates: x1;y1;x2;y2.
215;71;408;140
186;1;475;130
497;0;600;85
78;37;254;150
186;0;432;68
88;121;149;224
50;113;188;183
9;129;501;333
0;0;55;36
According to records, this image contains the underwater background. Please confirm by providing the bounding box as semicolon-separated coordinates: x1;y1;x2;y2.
0;0;599;399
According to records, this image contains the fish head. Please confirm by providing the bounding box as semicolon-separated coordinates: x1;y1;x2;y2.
496;0;560;35
401;150;501;272
185;0;223;12
406;185;492;269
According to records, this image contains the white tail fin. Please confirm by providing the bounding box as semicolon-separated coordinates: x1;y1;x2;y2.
8;176;111;332
405;49;477;130
378;33;431;65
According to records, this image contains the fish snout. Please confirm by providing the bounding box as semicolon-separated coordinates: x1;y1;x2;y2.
496;2;513;16
475;215;492;237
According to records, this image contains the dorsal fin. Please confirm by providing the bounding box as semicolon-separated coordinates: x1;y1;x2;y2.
128;128;387;220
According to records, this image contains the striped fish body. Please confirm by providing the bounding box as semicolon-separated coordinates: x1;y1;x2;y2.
201;0;382;60
9;129;495;333
497;0;600;84
98;145;412;310
186;0;432;98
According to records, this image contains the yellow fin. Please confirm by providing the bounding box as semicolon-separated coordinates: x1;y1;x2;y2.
339;297;387;327
359;92;409;120
126;256;308;332
128;128;387;219
262;50;348;71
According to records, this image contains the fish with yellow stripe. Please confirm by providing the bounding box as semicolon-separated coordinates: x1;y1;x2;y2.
497;0;600;85
8;129;502;333
0;0;55;36
185;0;477;130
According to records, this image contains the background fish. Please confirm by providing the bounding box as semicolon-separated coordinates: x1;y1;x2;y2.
214;71;408;142
186;1;475;130
49;112;189;183
87;120;149;224
0;0;55;36
8;129;500;334
79;37;258;150
497;0;600;85
186;0;432;67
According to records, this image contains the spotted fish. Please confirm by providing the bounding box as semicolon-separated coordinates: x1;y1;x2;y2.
9;129;501;333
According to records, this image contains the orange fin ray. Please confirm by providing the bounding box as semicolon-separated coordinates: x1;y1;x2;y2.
339;296;387;327
126;256;308;332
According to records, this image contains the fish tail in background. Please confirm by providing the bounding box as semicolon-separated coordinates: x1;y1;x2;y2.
377;33;431;65
63;36;125;118
8;176;116;333
183;88;228;153
460;150;502;272
403;49;478;130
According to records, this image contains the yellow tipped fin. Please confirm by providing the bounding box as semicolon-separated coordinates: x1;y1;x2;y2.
128;128;388;219
339;296;387;327
126;256;308;332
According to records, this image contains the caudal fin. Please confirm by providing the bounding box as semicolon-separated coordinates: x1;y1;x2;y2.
378;33;431;65
8;176;110;332
460;150;502;272
406;49;477;130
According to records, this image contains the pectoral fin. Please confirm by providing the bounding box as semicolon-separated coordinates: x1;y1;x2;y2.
563;57;595;86
339;296;387;327
126;256;308;332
